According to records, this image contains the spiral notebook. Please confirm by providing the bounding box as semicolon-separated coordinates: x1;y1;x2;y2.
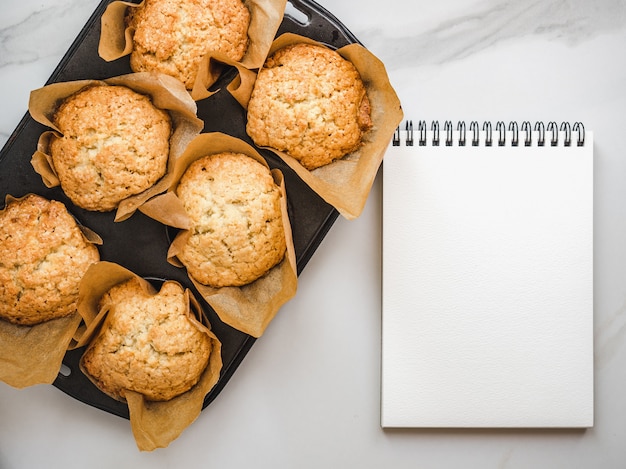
381;120;594;428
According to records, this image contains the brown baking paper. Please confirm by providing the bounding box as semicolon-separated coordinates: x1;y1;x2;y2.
234;33;404;220
99;0;287;99
75;261;223;451
138;132;297;338
0;194;102;389
0;314;81;388
28;72;204;221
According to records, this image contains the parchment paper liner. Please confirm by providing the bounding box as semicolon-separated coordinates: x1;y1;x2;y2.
98;0;287;100
28;72;204;221
137;133;297;338
74;261;223;451
0;194;102;389
232;33;404;220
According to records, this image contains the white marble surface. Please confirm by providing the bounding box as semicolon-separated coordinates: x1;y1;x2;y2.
1;0;626;467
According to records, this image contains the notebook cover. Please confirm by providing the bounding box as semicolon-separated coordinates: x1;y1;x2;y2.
381;129;594;428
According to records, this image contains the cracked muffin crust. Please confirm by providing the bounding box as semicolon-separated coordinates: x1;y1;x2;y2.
49;85;172;212
0;194;100;325
127;0;250;89
81;278;212;401
246;43;373;170
176;152;286;288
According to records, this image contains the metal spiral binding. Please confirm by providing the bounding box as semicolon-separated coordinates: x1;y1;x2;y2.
535;122;545;146
405;121;414;146
431;121;440;146
509;122;519;146
483;122;493;146
573;122;585;146
444;121;453;146
522;121;532;146
392;125;401;146
561;122;572;146
392;120;586;147
496;121;506;146
470;121;479;146
418;120;427;146
547;122;558;146
458;121;466;146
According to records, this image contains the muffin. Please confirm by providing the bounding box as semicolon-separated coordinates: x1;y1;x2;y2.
175;152;286;288
0;194;100;326
81;278;212;402
246;43;373;170
49;84;172;212
127;0;250;89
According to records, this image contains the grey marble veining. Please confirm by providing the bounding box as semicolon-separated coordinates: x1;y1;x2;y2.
0;0;100;146
361;0;626;69
0;1;96;67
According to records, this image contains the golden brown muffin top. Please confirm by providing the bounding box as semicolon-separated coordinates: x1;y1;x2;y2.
0;194;100;325
128;0;250;89
50;85;171;211
246;43;373;170
82;278;212;402
176;152;286;287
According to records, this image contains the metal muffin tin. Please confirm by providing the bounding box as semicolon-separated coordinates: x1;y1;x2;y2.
0;0;361;419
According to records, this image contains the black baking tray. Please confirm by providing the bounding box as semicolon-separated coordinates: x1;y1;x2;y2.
0;0;361;419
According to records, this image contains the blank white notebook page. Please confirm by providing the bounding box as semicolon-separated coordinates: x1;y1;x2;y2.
381;124;593;428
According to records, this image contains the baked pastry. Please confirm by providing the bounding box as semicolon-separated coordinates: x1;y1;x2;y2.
246;43;373;170
175;152;286;287
127;0;250;89
81;278;212;402
0;194;100;325
49;85;172;212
